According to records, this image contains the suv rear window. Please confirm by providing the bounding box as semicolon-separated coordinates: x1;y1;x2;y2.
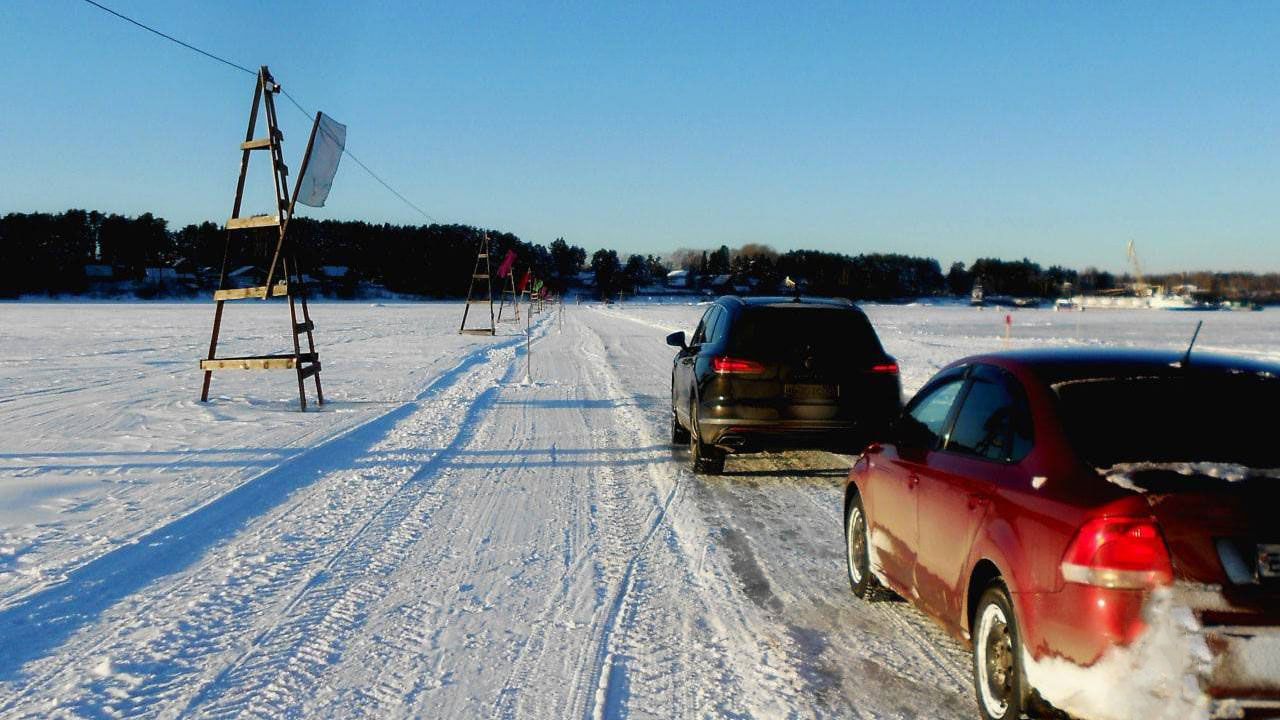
1054;372;1280;468
728;306;883;360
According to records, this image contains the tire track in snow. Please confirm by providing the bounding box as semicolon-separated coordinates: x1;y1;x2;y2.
582;479;681;720
571;310;720;720
576;305;821;718
185;388;506;718
181;322;551;718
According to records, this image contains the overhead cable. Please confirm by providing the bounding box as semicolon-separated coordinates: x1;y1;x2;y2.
78;0;439;224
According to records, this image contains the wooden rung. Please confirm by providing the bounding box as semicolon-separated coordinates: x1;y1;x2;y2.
241;138;273;150
293;320;314;333
213;283;289;301
226;214;280;230
476;254;488;259
200;353;317;371
460;329;495;336
298;364;322;379
473;274;489;279
466;299;492;304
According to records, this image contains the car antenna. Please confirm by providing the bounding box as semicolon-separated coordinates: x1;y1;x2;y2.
1180;320;1203;367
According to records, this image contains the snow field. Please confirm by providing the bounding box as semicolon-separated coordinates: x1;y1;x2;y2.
1;301;1276;718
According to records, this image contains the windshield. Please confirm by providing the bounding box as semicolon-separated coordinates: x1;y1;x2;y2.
1054;372;1280;469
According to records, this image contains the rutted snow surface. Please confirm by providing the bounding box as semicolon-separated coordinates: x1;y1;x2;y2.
1;301;1277;718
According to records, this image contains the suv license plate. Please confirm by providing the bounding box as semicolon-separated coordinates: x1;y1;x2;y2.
1259;544;1280;579
785;383;837;400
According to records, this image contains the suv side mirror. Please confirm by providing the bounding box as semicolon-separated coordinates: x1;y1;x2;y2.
666;331;687;349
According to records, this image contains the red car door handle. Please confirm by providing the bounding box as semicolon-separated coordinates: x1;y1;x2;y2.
908;473;920;489
967;493;990;509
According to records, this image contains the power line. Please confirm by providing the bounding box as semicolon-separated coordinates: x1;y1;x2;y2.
77;0;439;224
79;0;255;77
279;89;438;223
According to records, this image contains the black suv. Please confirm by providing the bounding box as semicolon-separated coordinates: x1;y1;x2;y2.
667;296;901;473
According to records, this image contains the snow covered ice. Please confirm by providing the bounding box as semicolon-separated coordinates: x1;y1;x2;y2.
1;301;1278;718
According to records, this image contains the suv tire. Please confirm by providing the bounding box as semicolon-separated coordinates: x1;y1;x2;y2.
688;403;724;474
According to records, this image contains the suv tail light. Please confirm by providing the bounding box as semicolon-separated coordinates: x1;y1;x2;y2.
713;356;765;374
1061;517;1173;589
869;362;899;374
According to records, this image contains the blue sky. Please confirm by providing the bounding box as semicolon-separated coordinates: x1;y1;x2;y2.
3;1;1279;272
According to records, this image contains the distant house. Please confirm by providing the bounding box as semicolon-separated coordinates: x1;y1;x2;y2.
144;267;178;284
83;263;125;295
171;258;199;288
226;265;258;287
319;265;357;297
666;269;692;289
575;270;596;287
708;274;734;293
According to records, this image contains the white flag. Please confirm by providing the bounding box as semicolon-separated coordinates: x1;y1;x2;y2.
297;112;346;208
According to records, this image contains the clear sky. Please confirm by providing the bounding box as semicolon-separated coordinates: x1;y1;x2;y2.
3;1;1280;273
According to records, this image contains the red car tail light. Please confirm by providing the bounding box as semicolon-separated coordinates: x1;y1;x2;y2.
713;356;764;374
1061;517;1173;589
869;362;899;374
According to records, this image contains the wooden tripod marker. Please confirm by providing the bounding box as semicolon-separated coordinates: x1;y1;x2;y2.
496;270;520;324
199;65;325;411
459;233;497;335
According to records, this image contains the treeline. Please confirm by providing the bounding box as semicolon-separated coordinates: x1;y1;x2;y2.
4;209;1280;302
0;210;591;299
664;244;948;299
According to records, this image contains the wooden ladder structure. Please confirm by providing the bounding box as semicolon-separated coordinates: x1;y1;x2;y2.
199;65;324;411
458;233;496;335
496;270;520;323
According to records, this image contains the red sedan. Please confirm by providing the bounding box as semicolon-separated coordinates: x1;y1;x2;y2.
843;349;1280;720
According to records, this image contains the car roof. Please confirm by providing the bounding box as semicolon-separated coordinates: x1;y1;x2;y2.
717;295;858;310
953;347;1280;385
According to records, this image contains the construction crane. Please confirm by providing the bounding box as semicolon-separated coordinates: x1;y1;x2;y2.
1126;239;1148;296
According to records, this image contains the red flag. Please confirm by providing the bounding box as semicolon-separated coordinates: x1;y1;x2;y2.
497;249;517;278
517;269;531;293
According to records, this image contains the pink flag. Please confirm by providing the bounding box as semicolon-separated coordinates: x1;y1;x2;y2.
497;249;517;278
517;270;532;293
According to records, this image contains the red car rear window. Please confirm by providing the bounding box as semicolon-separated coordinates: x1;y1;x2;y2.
1053;372;1280;469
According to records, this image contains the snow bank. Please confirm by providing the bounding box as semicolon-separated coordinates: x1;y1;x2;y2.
1023;587;1213;720
1214;628;1280;691
1102;463;1280;492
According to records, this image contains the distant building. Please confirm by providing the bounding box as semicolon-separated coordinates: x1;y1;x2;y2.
666;269;691;288
226;266;258;287
144;267;178;284
709;274;732;290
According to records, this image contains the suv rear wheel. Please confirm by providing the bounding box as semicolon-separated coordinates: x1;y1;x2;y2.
671;383;690;444
688;403;724;474
671;411;690;444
